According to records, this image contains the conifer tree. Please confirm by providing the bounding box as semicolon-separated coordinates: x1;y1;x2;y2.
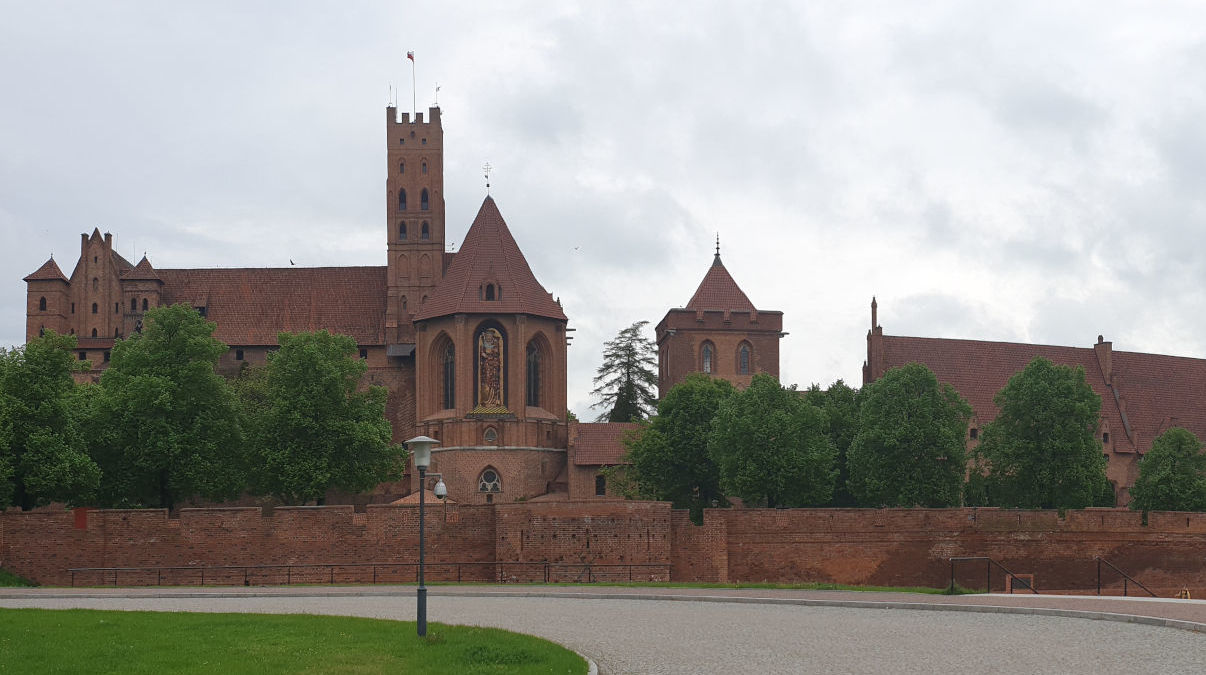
590;321;658;422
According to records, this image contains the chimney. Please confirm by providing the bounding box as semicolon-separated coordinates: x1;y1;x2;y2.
871;296;878;329
1094;334;1112;385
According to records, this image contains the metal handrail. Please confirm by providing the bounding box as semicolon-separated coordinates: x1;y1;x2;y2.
1095;557;1157;597
66;561;671;587
948;556;1039;594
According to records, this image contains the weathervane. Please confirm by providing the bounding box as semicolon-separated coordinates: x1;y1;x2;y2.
434;83;440;106
483;162;492;195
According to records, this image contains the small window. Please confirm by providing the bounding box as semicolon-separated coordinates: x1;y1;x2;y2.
131;298;137;311
422;138;427;145
359;348;368;359
595;475;607;497
103;351;110;362
142;298;148;311
970;428;978;440
91;302;98;314
399;138;405;145
235;349;244;361
399;161;405;174
1103;432;1110;444
196;306;207;317
78;351;86;361
114;327;119;337
738;343;751;375
91;328;97;337
701;342;714;374
38;296;46;311
93;256;97;264
478;469;501;493
114;302;120;314
485;284;496;301
421;222;429;239
398;188;407;211
422;161;427;175
483;427;498;444
421;189;429;211
399;222;407;240
71;303;75;314
92;277;98;291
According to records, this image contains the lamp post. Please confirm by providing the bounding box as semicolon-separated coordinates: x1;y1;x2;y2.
406;435;439;637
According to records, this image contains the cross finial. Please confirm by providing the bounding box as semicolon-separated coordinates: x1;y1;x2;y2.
483;162;492;195
712;233;722;265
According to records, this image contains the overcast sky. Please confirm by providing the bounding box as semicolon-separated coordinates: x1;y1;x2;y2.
3;2;1205;418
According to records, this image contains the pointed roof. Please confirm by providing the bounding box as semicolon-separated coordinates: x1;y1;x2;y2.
24;257;69;282
122;256;162;282
684;253;755;312
415;197;566;321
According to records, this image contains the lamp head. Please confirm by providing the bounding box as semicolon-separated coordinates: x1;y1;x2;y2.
433;479;447;499
405;435;440;470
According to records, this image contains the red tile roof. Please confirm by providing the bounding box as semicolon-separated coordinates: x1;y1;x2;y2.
24;258;68;282
878;335;1206;452
122;256;161;281
573;422;641;465
684;255;755;312
156;267;387;346
414;197;566;321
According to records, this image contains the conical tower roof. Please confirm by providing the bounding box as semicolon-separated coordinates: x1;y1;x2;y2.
23;257;68;282
415;197;566;321
122;255;162;282
684;252;755;312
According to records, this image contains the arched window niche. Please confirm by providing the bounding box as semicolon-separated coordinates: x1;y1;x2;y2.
399;222;408;240
472;321;507;412
701;341;715;374
38;296;47;311
398;188;407;211
478;467;502;493
421;188;430;211
432;333;455;411
737;342;752;375
526;334;552;409
421;222;430;240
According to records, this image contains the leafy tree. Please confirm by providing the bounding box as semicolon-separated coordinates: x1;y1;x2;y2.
246;331;405;505
977;357;1106;509
623;373;735;520
847;363;971;507
1129;428;1206;512
0;332;100;509
92;304;245;510
709;374;836;508
590;321;658;422
804;380;860;506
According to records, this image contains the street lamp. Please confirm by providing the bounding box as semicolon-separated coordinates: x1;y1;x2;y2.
406;435;439;637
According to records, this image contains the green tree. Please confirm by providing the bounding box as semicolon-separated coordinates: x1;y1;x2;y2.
623;373;735;520
709;374;836;508
590;321;658;422
247;331;405;505
0;332;100;509
977;357;1106;509
847;363;971;507
92;304;245;510
804;380;861;507
1129;427;1206;512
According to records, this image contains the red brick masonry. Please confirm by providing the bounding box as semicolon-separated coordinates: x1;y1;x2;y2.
3;504;1204;592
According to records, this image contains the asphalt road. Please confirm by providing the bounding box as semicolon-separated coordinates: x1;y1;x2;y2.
3;591;1206;674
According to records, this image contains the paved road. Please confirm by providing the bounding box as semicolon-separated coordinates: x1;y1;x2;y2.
3;588;1205;674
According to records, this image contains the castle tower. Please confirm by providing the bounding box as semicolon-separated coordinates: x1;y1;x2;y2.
23;257;70;340
655;245;784;396
385;105;446;344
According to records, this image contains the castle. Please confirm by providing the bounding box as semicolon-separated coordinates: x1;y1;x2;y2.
21;104;782;506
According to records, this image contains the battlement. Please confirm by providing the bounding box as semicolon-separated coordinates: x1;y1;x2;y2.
387;105;442;126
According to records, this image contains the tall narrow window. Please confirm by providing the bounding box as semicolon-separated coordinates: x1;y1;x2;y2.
595;475;607;497
701;342;714;374
142;298;148;311
421;188;429;211
91;328;97;337
114;302;119;314
485;284;495;301
421;222;430;240
442;343;456;410
399;222;408;240
399;161;405;174
422;161;427;175
398;188;407;211
131;298;137;311
91;303;98;314
738;343;751;375
526;342;541;407
38;296;46;311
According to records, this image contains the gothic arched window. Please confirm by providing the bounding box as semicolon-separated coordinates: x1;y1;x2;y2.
422;161;427;175
474;322;506;409
91;302;98;314
442;342;455;410
399;161;405;174
91;328;97;337
38;297;46;311
485;284;495;301
421;188;430;211
478;468;501;493
595;475;607;496
399;222;407;240
131;298;137;311
526;342;541;407
142;298;149;311
398;188;407;211
738;342;752;375
421;222;429;240
701;342;714;374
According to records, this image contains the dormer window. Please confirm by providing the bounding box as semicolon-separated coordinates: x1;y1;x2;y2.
485;284;496;301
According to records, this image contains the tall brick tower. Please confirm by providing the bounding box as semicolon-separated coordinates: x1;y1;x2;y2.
385;105;446;344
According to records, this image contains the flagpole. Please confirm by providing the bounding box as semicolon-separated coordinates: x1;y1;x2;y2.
409;52;417;118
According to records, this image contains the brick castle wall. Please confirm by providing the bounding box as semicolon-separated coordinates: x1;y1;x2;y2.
4;505;1205;592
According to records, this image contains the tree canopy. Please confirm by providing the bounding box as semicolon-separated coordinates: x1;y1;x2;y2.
1129;427;1206;512
91;304;246;510
804;380;860;507
623;373;734;520
591;321;658;422
245;331;405;505
0;331;100;510
709;374;835;508
976;357;1106;509
847;363;971;507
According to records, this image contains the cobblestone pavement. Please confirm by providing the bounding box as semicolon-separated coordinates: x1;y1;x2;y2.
3;587;1205;674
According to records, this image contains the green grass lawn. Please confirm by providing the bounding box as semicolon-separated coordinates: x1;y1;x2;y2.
0;609;586;674
0;568;35;587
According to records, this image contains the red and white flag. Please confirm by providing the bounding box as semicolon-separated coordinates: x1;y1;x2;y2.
407;51;415;62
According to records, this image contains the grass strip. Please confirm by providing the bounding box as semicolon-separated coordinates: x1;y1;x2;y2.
0;608;586;674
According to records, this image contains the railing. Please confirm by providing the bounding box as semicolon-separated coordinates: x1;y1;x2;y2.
948;557;1039;594
66;561;671;588
1095;557;1157;597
